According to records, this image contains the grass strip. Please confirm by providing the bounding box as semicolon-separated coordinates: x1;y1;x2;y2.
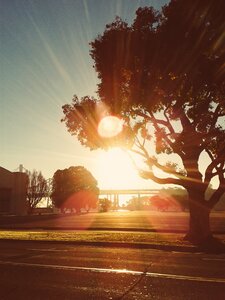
0;230;191;247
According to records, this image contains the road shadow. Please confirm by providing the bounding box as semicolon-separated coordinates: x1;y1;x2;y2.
197;236;225;254
0;213;86;226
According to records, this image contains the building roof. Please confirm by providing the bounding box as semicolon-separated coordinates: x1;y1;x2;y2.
0;167;12;175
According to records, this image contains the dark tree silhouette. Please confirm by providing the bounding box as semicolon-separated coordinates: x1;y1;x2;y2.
51;166;99;213
27;170;48;214
62;0;225;243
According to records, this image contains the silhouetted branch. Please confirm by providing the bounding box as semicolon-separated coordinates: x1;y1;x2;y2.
209;104;223;131
164;106;175;134
208;174;225;209
139;169;183;186
149;112;175;150
205;149;225;183
131;140;186;182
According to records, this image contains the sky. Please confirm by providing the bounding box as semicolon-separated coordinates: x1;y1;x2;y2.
1;0;170;190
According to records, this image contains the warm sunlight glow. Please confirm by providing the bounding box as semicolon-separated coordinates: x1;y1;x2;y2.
98;116;123;138
95;148;145;190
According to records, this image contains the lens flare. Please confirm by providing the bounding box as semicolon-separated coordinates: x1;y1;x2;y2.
98;116;123;138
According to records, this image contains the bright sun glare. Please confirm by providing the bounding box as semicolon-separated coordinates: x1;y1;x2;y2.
98;116;123;138
95;148;141;190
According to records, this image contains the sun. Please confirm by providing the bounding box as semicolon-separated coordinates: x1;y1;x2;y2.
95;148;142;190
98;116;123;138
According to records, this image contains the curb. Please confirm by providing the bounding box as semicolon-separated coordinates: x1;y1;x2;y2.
0;238;199;253
1;226;225;235
0;226;184;233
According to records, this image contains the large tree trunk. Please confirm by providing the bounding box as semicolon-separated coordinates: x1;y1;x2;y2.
185;189;212;244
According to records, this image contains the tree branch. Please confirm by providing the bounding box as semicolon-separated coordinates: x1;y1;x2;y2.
179;107;193;132
205;149;225;184
139;169;184;186
164;106;175;134
149;112;175;150
132;139;187;182
134;109;175;136
208;173;225;209
209;104;224;132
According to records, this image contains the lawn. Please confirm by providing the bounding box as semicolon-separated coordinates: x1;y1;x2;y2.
0;229;188;247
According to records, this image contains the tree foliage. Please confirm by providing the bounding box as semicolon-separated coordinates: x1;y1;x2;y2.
62;0;225;243
51;166;99;213
126;197;144;211
98;198;111;212
27;170;48;214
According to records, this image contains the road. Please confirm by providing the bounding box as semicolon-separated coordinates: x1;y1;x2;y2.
1;211;225;233
0;240;225;299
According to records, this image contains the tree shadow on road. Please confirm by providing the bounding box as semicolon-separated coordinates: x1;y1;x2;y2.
197;236;225;254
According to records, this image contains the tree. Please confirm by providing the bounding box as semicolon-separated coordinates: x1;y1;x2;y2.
62;0;225;244
149;196;170;212
98;198;111;212
27;170;48;214
126;197;143;211
160;188;189;211
51;166;99;213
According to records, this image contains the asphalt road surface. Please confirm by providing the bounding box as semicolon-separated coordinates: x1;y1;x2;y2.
1;211;225;233
0;240;225;299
